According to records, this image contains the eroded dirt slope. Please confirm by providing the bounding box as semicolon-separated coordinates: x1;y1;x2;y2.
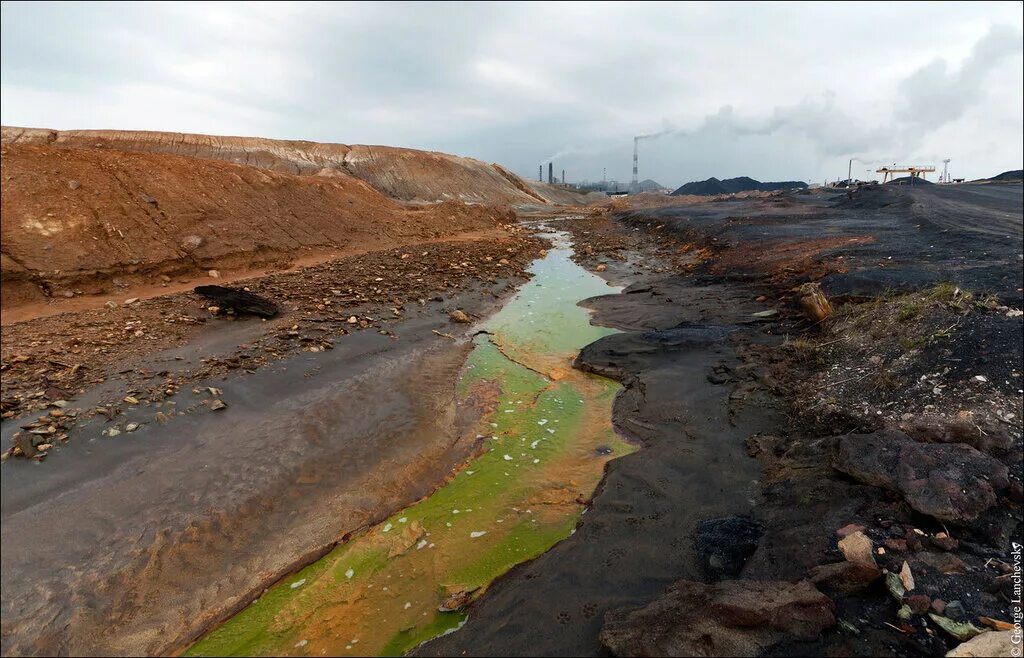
1;126;593;206
0;142;515;309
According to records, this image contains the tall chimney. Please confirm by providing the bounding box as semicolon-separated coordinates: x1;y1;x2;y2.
548;162;553;184
539;165;542;182
561;169;565;185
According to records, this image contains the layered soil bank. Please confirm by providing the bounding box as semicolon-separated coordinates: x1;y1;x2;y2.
0;139;521;313
1;126;595;206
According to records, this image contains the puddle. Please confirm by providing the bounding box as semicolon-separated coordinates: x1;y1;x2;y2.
185;230;634;657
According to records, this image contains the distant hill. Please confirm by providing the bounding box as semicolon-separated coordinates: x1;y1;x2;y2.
637;178;664;192
984;169;1023;182
671;176;807;196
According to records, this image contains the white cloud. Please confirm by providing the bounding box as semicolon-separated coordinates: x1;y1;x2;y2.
1;1;1021;185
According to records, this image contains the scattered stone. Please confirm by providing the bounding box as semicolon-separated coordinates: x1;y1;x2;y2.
884;538;908;552
209;399;227;411
808;561;881;594
797;282;833;322
208;269;220;279
752;309;779;318
885;571;906;601
68;180;81;190
978;616;1014;631
928;614;985;641
945;631;1016;657
125;423;139;432
931;599;946;614
449;309;471;323
899;561;915;591
595;263;607;272
123;396;139;405
931;532;959;552
835;523;865;538
837;531;876;566
599;579;835;657
124;297;139;305
439;588;474;612
833;429;1010;523
905;594;930;615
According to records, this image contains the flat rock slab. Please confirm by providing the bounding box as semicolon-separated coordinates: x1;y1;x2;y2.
833;429;1009;523
600;579;835;657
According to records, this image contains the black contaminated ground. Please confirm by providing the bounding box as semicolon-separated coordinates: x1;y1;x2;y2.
421;183;1022;657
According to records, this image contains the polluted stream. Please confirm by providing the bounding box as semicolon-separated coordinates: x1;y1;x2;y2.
186;228;635;657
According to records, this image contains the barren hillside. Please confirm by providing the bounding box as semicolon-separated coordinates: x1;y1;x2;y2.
1;127;591;206
0;141;514;309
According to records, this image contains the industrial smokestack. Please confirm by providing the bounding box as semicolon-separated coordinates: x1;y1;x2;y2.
548;162;553;184
539;165;542;182
561;169;565;185
631;136;639;190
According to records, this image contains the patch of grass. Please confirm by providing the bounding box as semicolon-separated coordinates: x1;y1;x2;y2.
900;336;927;351
897;300;923;321
782;337;821;365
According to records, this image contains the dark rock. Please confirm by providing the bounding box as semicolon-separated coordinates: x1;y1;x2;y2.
931;599;946;614
193;285;279;318
835;523;865;538
917;551;967;575
929;534;958;552
600;579;835;657
695;516;763;578
899;415;1013;455
884;538;908;552
833;429;1009;523
808;561;882;594
944;600;966;620
1009;479;1023;504
905;594;931;615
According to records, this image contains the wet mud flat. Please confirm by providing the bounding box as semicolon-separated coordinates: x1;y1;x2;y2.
423;185;1022;657
0;263;545;656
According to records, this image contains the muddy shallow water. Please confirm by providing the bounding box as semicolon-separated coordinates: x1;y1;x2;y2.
185;230;634;656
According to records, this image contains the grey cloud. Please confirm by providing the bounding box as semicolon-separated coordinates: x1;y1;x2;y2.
2;2;1021;185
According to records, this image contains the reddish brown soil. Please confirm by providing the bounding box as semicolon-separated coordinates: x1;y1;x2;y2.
1;233;546;430
1;127;596;205
0;142;517;311
707;235;875;283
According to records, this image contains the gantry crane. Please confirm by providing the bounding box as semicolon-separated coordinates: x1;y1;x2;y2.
875;165;936;183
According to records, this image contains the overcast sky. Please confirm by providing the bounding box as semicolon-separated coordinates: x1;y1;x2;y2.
2;1;1022;186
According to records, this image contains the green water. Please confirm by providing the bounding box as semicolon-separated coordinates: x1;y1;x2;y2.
186;230;631;657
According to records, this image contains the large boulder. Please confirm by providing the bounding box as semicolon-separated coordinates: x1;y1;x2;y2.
833;430;1009;523
600;579;835;657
